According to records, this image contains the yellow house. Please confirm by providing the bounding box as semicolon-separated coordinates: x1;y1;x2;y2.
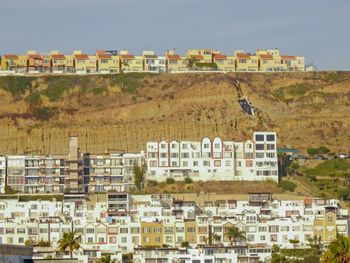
213;54;235;72
141;221;163;247
235;50;259;72
65;55;74;73
50;51;66;73
119;50;143;72
1;54;19;71
258;54;276;72
96;50;119;73
184;220;197;244
73;51;89;73
186;49;220;63
313;211;337;243
165;50;188;73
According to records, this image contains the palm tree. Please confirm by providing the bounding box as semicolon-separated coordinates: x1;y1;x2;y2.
321;235;350;263
98;254;116;263
225;226;245;245
58;230;81;258
213;233;221;245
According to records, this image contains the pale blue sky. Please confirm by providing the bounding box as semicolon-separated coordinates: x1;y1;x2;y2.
0;0;349;70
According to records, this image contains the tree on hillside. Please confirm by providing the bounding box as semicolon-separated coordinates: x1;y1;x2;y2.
318;146;330;155
58;231;81;259
307;147;319;157
321;234;350;263
133;164;145;191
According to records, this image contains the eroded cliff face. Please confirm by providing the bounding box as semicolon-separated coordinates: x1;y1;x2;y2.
0;72;349;154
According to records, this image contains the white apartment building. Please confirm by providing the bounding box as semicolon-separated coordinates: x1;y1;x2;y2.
83;152;144;193
0;156;6;193
146;132;278;182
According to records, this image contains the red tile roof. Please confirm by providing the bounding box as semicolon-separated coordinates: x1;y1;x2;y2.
74;54;89;60
51;54;66;59
144;54;158;59
3;54;18;59
213;54;227;60
166;54;181;60
28;54;43;59
120;54;135;59
236;53;251;59
98;54;112;59
259;54;273;60
281;55;296;60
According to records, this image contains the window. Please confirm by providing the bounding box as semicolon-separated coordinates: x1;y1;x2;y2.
266;134;275;141
266;144;275;150
187;227;196;233
86;228;94;234
214;160;221;167
181;153;189;158
246;160;253;167
214;143;220;149
87;237;93;243
255;134;264;141
98;237;105;243
203;144;210;149
119;228;128;234
266;153;276;158
193;161;198;166
203;161;210;167
171;153;178;158
256;152;264;158
256;144;264;150
225;160;231;166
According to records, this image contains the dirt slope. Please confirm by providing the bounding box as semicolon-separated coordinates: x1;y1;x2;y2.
0;72;349;154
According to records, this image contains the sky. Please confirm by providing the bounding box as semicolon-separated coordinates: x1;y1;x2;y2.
0;0;349;70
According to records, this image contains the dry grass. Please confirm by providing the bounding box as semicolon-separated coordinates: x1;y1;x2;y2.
0;72;348;154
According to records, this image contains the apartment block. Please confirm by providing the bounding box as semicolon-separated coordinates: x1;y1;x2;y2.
146;132;278;182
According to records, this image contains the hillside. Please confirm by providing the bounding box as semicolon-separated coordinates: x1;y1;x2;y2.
0;71;349;154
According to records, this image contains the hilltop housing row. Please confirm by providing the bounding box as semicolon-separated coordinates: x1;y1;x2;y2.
0;192;348;262
0;48;305;74
0;132;278;194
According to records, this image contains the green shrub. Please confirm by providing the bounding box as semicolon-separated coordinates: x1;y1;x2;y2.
33;107;55;121
4;186;20;194
278;180;297;192
307;146;330;156
184;177;193;184
272;83;317;100
307;159;350;176
166;178;175;184
27;90;41;103
0;76;35;96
